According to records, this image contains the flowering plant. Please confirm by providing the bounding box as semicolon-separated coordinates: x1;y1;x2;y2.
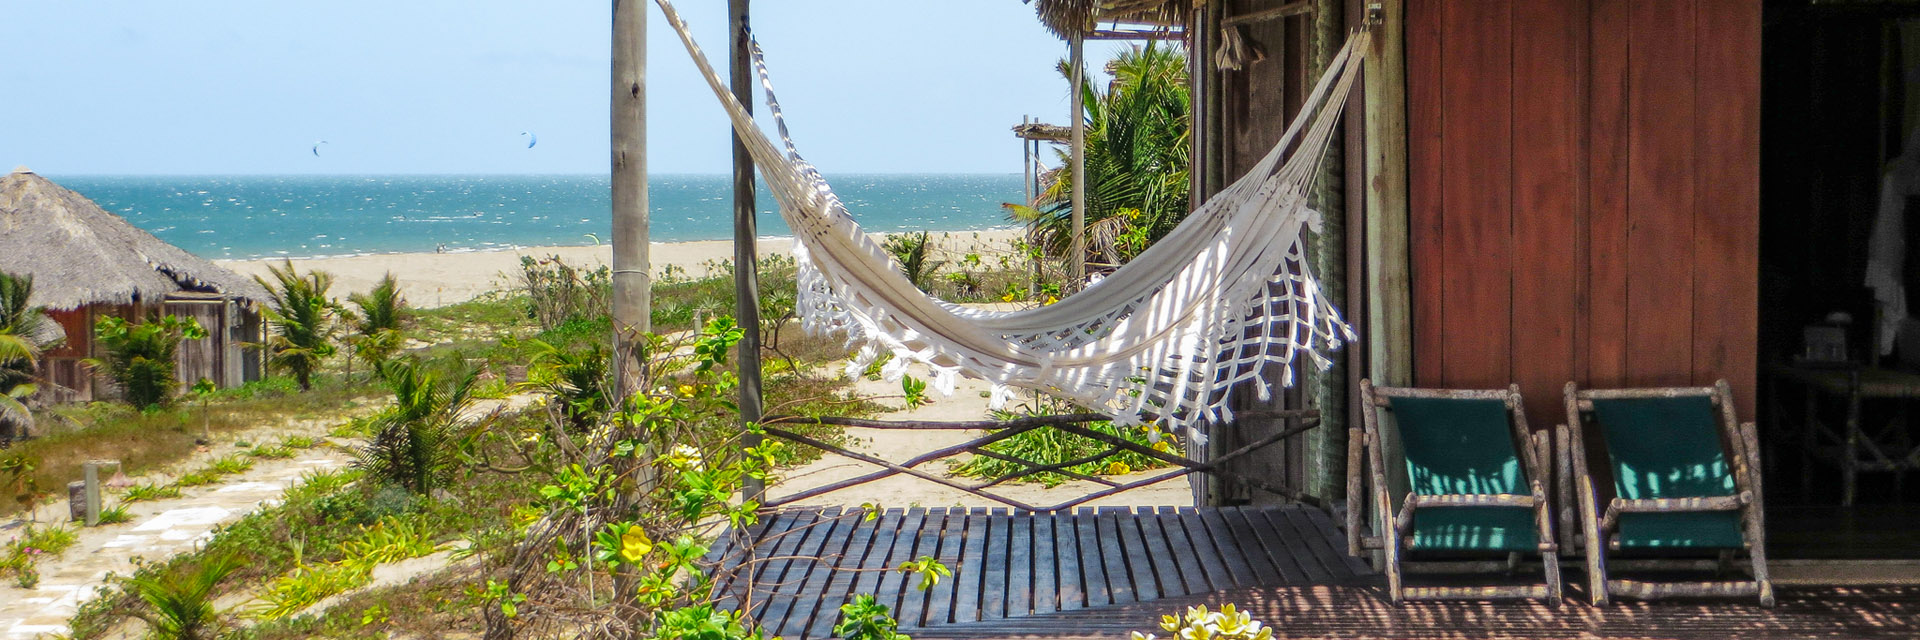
1131;604;1273;640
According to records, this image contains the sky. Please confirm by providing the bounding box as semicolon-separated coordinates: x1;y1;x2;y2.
0;1;1134;176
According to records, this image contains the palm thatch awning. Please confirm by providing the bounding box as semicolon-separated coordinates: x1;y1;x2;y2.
0;167;268;310
1030;0;1189;38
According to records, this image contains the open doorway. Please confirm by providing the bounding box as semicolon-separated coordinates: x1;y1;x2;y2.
1760;0;1920;559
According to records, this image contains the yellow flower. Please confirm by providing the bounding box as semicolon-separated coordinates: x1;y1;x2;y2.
1152;440;1172;453
1001;293;1017;302
1104;461;1132;475
1044;295;1060;306
619;528;653;565
677;384;696;397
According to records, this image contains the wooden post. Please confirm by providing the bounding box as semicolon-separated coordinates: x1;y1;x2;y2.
1069;34;1088;287
731;0;765;505
1364;0;1410;389
612;0;650;393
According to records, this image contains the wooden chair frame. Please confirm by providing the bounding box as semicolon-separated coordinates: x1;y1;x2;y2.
1558;380;1774;606
1356;380;1562;602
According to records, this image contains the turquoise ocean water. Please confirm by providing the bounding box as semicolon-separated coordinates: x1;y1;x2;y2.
50;174;1025;260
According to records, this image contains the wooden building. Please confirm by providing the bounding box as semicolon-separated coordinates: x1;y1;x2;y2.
0;167;267;404
1034;0;1919;561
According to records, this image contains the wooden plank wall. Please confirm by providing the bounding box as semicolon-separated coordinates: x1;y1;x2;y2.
1406;0;1761;425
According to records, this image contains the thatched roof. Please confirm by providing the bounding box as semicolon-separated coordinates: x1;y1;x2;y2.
1013;122;1071;142
1030;0;1188;38
0;167;268;310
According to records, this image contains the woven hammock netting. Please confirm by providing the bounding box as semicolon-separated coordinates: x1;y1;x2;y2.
655;0;1367;441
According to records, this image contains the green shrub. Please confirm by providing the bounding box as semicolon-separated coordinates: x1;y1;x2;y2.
126;554;241;639
208;455;254;475
89;314;207;409
281;435;318;449
97;504;135;525
249;445;297;460
175;470;222;487
123;483;183;502
255;260;340;391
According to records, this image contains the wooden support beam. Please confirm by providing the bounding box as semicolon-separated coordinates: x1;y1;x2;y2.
1364;0;1411;389
1069;34;1088;287
730;0;766;506
1223;1;1315;28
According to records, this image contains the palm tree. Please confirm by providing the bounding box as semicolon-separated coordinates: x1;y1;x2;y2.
357;357;477;494
124;553;241;640
1010;43;1191;267
346;272;408;379
254;260;338;391
88;314;207;409
0;272;56;441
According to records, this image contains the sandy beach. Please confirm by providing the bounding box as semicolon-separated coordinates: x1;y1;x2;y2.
217;228;1026;308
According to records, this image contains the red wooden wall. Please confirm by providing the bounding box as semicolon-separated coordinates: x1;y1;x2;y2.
1406;0;1761;426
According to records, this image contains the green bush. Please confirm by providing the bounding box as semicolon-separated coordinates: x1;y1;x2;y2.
255;260;340;391
123;483;183;502
89;314;207;409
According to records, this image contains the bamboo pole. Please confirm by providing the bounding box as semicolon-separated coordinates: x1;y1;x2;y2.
612;0;650;394
1069;34;1087;287
729;0;765;506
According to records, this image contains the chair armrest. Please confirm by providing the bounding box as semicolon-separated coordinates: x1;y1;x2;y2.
1600;493;1752;531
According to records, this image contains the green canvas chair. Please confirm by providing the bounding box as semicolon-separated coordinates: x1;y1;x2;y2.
1559;380;1773;606
1357;380;1561;602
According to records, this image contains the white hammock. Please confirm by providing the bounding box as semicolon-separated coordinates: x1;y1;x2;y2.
655;0;1365;439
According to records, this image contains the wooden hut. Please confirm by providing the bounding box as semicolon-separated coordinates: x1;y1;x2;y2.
0;167;267;403
1035;0;1920;562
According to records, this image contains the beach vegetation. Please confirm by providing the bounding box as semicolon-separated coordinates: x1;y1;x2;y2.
948;392;1170;487
346;271;409;376
255;259;341;391
883;230;946;291
96;503;135;525
0;271;57;444
518;254;610;332
355;357;478;495
122;482;183;502
522;339;610;433
87;314;207;410
1012;43;1190;269
123;553;242;640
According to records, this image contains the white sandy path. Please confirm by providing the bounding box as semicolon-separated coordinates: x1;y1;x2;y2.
216;229;1025;309
0;451;353;639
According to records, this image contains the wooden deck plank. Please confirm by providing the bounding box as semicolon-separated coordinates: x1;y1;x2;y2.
1095;507;1136;605
1221;506;1288;585
1031;511;1059;614
1009;513;1038;617
1114;507;1160;602
1135;507;1188;598
981;507;1012;619
1196;507;1256;587
714;509;791;611
1076;508;1114;607
848;509;906;612
1174;507;1234;591
1254;506;1332;584
921;507;967;627
896;508;946;628
805;509;882;639
952;507;989;623
1155;506;1209;595
760;507;842;635
775;507;853;636
1052;510;1085;611
752;508;824;624
1302;505;1374;578
880;510;929;617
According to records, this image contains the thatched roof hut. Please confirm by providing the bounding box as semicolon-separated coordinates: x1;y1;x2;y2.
0;166;267;310
0;166;267;402
1030;0;1186;38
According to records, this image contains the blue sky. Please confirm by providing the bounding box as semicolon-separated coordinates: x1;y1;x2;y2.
0;1;1131;176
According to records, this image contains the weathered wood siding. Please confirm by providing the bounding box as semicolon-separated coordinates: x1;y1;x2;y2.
1406;0;1760;425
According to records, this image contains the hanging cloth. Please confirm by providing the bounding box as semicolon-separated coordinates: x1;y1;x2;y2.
653;0;1366;439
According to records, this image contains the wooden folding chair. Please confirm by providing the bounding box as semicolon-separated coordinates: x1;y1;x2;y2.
1356;380;1561;602
1559;380;1774;606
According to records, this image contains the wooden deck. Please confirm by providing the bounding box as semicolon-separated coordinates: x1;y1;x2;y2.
715;505;1920;639
711;505;1371;639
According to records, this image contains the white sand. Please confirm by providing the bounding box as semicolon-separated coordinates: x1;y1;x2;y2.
216;229;1026;308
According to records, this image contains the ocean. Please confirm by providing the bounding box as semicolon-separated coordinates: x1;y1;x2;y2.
50;174;1027;260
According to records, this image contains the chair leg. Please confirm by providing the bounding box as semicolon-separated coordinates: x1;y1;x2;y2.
1542;549;1563;603
1579;484;1607;605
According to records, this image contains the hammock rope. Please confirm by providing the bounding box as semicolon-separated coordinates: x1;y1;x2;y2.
653;0;1367;440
